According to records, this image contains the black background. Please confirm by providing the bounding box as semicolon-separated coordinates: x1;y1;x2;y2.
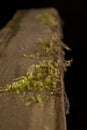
0;1;87;130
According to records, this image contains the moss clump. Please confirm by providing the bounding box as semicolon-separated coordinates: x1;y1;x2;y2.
36;8;58;27
0;60;61;105
38;38;58;57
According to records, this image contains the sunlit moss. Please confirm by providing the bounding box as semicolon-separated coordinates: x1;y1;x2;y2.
0;60;61;105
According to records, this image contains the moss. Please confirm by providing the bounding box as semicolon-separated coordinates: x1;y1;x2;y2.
36;8;58;27
23;53;40;59
0;59;61;105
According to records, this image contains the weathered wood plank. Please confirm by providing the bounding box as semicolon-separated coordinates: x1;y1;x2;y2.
0;8;68;130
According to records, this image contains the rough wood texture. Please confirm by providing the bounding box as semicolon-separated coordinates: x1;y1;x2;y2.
0;8;68;130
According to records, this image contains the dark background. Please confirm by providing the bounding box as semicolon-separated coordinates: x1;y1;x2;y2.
0;1;87;130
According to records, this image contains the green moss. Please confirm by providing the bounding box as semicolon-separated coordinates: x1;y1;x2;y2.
0;59;61;105
36;8;58;27
38;38;58;57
